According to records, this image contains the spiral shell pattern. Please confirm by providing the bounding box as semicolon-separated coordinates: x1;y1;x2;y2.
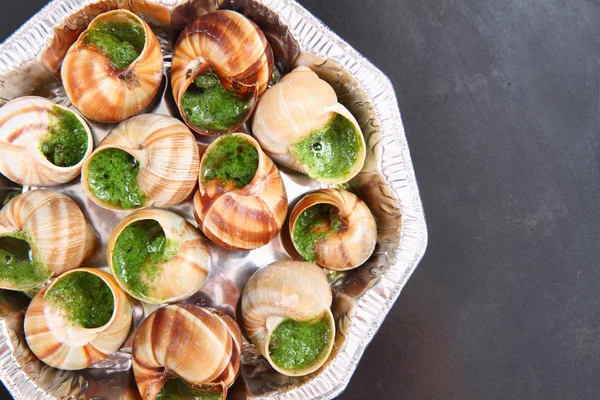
171;10;273;135
132;304;242;399
107;209;210;304
81;114;200;211
0;97;93;186
0;190;96;290
62;9;164;123
193;134;287;250
241;260;335;376
252;66;366;184
24;268;132;370
290;189;377;271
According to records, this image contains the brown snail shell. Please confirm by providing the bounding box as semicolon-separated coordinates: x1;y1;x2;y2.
171;10;273;135
289;189;377;271
62;10;164;123
24;268;132;370
81;114;200;211
193;133;288;250
0;190;96;291
252;66;366;184
0;97;93;186
241;260;335;376
132;304;242;399
107;209;210;304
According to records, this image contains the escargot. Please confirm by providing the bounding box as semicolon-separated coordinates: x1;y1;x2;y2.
107;209;210;304
81;114;199;211
290;189;377;271
252;66;367;184
193;133;287;250
24;268;132;370
0;96;93;186
0;190;96;291
133;304;242;399
171;10;273;135
241;261;335;376
62;9;164;123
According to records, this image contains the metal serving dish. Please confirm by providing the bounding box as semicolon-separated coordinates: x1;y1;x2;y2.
0;0;427;398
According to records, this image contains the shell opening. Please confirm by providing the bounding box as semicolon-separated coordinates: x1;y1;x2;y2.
39;106;90;169
181;72;255;134
156;377;225;400
291;203;345;263
44;270;115;330
0;235;49;289
201;134;260;189
85;147;146;210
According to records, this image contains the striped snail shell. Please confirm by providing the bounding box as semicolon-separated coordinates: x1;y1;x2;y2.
24;268;132;370
0;96;93;186
132;304;242;399
107;209;210;304
81;114;200;211
252;66;366;184
241;261;335;376
171;10;273;135
193;133;288;250
289;189;377;271
62;9;164;123
0;190;96;291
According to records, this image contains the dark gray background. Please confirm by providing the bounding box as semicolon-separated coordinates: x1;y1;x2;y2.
1;0;599;399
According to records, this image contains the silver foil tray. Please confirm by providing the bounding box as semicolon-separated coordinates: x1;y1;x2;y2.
0;0;428;399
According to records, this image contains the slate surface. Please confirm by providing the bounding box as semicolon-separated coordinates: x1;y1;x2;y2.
0;0;599;399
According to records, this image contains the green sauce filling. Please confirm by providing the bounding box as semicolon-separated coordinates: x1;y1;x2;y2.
156;378;223;400
40;106;88;168
202;135;259;188
112;219;171;298
291;114;363;181
87;148;146;209
269;318;331;371
0;236;50;288
83;20;146;70
182;74;253;132
45;271;114;329
292;204;344;262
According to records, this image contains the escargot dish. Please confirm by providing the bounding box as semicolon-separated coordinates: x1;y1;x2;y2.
81;114;199;211
107;209;210;304
24;268;132;370
171;10;273;135
290;188;377;271
193;133;287;250
0;190;96;291
133;304;242;399
242;261;335;376
252;66;367;184
62;9;164;123
0;97;93;186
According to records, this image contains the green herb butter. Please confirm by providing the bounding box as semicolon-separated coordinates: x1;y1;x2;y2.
87;148;146;209
182;74;253;132
292;204;344;262
0;236;50;287
156;378;223;400
291;114;363;181
269;318;331;371
202;134;259;188
40;106;88;168
45;271;114;329
83;20;146;70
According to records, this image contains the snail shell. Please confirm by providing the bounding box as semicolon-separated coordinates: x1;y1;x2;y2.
252;66;366;184
241;261;335;376
132;304;242;399
107;209;210;304
0;97;93;186
171;10;273;135
62;10;164;123
289;189;377;271
24;268;132;370
81;114;200;211
193;134;288;250
0;190;96;291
